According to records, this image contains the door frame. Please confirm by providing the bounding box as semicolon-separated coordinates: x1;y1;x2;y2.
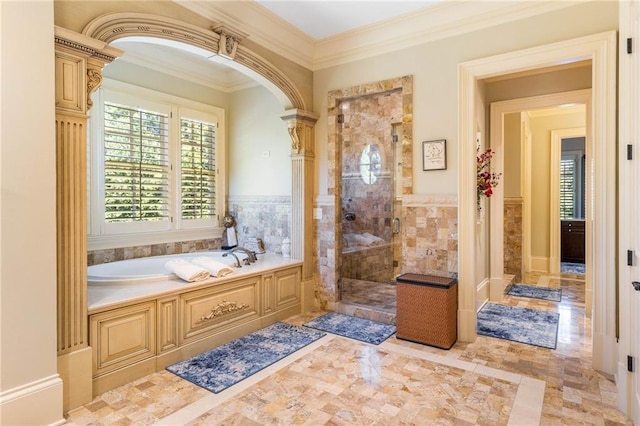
458;31;617;377
618;0;638;420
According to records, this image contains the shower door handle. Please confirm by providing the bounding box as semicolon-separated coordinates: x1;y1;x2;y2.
392;217;401;234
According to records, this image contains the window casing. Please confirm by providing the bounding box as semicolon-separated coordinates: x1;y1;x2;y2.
88;80;225;249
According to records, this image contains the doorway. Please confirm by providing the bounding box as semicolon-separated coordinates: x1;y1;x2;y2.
458;31;617;377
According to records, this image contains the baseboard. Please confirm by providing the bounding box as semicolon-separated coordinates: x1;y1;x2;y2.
615;360;630;417
592;331;616;375
530;256;549;273
457;308;477;342
57;347;93;413
0;374;64;425
476;278;489;312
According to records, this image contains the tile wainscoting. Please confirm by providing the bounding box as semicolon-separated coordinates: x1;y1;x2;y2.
88;195;292;266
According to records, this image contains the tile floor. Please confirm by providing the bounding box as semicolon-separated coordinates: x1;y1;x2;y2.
65;270;631;425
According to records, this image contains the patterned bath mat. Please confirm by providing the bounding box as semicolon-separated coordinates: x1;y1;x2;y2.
477;303;559;349
561;262;585;274
507;284;562;302
166;322;325;393
303;312;396;345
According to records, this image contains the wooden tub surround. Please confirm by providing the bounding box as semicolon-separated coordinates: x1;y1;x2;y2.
88;255;302;395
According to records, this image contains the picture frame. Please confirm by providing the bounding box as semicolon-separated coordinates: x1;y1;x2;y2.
422;139;447;171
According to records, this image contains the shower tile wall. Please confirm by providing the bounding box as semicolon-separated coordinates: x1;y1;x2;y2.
340;93;401;243
401;195;458;278
504;198;523;282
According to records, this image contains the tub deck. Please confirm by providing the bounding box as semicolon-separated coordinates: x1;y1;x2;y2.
88;254;302;313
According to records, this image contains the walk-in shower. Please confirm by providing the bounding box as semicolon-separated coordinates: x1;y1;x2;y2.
338;90;402;312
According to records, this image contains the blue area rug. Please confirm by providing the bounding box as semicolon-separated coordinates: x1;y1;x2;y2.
303;312;396;345
477;303;559;349
561;262;585;274
166;322;325;393
507;284;562;302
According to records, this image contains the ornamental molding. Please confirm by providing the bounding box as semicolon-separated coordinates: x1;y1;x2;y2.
81;12;306;110
197;300;250;323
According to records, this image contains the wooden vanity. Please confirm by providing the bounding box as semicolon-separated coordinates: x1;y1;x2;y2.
87;256;302;395
561;219;585;264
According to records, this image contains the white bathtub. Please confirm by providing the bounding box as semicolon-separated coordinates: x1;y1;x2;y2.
88;251;247;286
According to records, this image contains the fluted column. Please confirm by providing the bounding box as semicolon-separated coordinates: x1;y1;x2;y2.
54;26;121;411
281;109;319;311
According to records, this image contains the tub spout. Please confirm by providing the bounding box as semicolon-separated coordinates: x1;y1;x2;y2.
231;247;257;263
222;251;242;268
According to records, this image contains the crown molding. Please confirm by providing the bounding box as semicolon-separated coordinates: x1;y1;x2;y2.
176;0;316;70
176;1;580;71
312;1;578;70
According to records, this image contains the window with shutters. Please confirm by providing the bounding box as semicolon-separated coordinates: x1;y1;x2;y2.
559;158;575;219
88;81;225;247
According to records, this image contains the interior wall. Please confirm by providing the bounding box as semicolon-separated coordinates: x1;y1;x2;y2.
228;85;291;197
313;1;617;199
503;112;522;198
0;1;64;424
529;111;586;259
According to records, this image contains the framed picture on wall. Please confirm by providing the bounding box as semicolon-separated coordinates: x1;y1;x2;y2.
422;139;447;171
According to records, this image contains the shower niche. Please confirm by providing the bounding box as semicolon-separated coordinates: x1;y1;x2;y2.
338;91;403;310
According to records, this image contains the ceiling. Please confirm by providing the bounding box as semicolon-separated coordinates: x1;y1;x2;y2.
254;0;440;40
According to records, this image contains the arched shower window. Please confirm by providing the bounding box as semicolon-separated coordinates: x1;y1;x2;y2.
359;143;381;184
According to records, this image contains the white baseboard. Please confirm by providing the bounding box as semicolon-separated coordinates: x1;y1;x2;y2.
476;278;489;312
0;374;64;425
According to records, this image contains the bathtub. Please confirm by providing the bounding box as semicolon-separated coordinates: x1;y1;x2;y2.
88;251;248;286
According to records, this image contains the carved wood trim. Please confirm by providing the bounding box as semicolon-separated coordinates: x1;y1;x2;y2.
82;12;306;110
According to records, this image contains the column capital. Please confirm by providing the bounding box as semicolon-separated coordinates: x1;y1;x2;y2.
280;109;319;155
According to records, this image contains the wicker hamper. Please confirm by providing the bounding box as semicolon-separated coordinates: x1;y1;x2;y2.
395;273;458;349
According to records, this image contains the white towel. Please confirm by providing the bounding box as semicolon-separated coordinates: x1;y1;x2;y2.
354;234;372;246
191;257;234;277
164;259;210;282
362;232;384;244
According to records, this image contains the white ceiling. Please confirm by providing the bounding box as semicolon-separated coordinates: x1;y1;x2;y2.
255;0;440;39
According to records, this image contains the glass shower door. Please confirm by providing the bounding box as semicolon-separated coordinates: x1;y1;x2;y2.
339;92;400;312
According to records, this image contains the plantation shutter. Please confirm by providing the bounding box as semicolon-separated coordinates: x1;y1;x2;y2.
103;103;169;223
559;158;575;219
180;117;217;220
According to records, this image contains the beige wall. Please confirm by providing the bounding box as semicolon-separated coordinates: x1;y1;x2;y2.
504;112;523;198
0;1;63;424
228;85;291;196
313;1;616;197
530;111;586;258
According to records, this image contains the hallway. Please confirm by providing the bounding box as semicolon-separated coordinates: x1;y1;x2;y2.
65;270;630;425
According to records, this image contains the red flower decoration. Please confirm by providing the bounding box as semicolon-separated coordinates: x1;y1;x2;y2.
477;148;501;203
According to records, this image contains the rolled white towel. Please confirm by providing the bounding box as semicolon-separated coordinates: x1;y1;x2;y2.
362;232;384;245
192;257;234;277
165;259;210;282
354;234;374;247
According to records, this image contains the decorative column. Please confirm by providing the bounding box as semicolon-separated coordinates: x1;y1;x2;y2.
54;26;121;411
281;109;319;312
